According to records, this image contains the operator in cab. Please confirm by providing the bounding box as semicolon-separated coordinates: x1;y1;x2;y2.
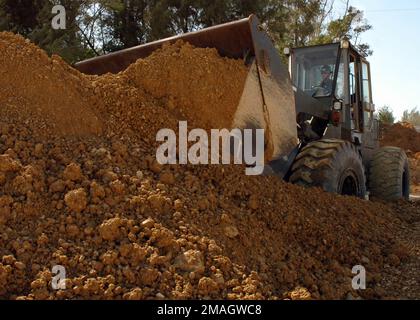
320;65;333;95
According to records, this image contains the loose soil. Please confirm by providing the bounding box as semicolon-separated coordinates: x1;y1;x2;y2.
0;32;418;300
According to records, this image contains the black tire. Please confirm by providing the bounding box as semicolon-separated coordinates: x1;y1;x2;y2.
369;147;410;201
289;139;367;198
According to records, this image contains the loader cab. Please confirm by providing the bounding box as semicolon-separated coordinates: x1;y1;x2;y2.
289;40;378;153
291;43;340;100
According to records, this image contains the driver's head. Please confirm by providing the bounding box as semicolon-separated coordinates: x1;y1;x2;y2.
321;65;332;80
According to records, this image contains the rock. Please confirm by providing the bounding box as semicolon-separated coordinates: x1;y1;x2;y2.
174;250;205;274
136;171;144;180
0;154;21;173
34;144;44;157
50;180;66;193
361;256;370;264
148;194;169;213
99;218;124;241
64;188;88;213
156;293;165;299
140;268;159;286
151;227;175;248
248;195;259;210
90;181;105;199
110;179;125;195
149;161;163;174
124;288;143;300
160;172;175;185
14;261;26;270
174;199;184;211
346;293;355;300
63;163;83;181
290;287;311;300
198;277;219;295
388;254;401;267
224;225;239;239
141;218;155;229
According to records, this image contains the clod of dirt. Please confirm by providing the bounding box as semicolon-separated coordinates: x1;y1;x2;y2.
64;188;88;213
174;250;205;274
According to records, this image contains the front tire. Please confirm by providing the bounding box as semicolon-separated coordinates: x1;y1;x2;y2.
369;147;410;201
290;139;367;198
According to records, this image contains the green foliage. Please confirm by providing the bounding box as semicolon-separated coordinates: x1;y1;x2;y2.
280;1;372;55
402;108;420;126
0;0;44;36
0;0;373;63
377;106;396;125
0;0;92;63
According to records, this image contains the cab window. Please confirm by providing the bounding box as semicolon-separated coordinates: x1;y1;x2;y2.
362;62;371;103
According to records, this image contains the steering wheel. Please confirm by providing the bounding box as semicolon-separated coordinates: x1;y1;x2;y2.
311;86;327;97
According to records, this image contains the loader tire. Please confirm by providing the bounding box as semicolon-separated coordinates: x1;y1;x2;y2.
289;139;366;198
369;147;410;201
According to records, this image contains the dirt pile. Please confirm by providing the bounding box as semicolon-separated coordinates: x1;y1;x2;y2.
381;122;420;153
0;33;414;300
377;201;420;299
381;123;420;194
0;32;102;138
409;155;420;195
123;41;249;130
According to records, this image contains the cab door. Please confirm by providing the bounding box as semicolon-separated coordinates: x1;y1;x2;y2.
360;59;379;150
349;52;363;133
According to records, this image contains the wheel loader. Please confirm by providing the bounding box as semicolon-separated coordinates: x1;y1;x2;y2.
75;15;410;201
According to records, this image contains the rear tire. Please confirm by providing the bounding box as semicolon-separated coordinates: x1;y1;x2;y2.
290;139;367;198
369;147;410;201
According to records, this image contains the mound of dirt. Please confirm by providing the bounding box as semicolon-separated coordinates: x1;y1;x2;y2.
0;33;416;300
123;41;249;130
381;122;420;153
381;123;420;194
0;32;102;138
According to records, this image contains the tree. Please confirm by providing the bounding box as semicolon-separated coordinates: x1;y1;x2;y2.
0;0;44;36
0;0;373;62
377;106;395;125
402;107;420;126
0;0;92;63
95;0;287;52
322;5;373;55
280;1;372;55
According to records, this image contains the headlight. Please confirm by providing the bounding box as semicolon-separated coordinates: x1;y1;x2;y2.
333;101;343;111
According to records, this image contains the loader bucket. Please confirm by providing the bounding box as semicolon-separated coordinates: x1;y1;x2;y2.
75;15;298;167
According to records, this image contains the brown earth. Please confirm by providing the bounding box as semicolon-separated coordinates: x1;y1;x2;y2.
376;201;420;299
123;41;249;130
381;123;420;195
0;33;102;138
0;32;419;300
381;122;420;154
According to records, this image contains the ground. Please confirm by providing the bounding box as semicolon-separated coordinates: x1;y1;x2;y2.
379;202;420;299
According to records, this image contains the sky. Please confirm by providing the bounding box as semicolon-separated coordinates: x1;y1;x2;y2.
348;0;420;120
